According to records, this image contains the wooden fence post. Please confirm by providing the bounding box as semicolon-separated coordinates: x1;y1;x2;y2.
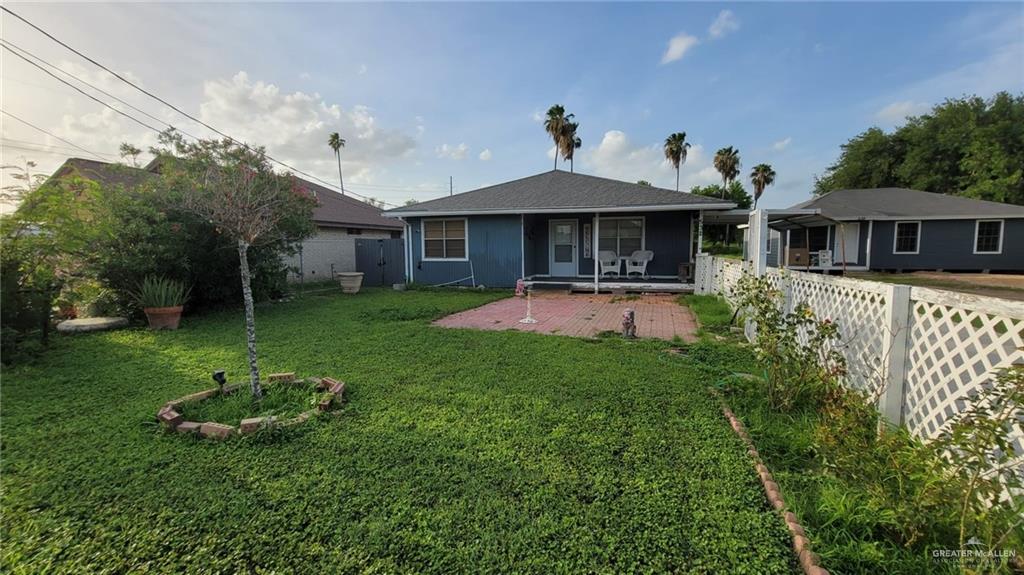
879;284;912;426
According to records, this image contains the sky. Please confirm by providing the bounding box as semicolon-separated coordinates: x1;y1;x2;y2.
2;2;1023;210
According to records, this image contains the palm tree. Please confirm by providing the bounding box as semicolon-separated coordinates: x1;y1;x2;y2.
559;121;582;173
544;105;572;170
713;146;741;199
750;163;777;209
663;132;691;191
328;132;346;194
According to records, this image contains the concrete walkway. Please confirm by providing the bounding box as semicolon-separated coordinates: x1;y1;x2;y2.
433;292;698;342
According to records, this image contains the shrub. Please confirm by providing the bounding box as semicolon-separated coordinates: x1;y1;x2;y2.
733;272;847;411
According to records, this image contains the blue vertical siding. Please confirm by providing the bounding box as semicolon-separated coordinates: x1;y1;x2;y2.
407;215;523;287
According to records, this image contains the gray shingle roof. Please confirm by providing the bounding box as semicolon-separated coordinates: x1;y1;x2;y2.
386;170;734;215
50;158;400;230
791;188;1024;219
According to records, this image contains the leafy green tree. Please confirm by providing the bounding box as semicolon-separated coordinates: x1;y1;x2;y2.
815;92;1024;205
713;146;741;199
328;132;346;194
663;132;691;191
749;163;776;209
636;180;652;186
691;182;751;209
119;143;143;167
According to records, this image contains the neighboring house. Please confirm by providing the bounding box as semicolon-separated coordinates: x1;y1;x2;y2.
44;158;402;281
282;179;403;283
385;171;734;290
775;188;1024;272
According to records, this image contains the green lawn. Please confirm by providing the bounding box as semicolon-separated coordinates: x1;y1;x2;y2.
1;289;794;574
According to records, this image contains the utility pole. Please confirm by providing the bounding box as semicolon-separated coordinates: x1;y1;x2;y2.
449;176;453;196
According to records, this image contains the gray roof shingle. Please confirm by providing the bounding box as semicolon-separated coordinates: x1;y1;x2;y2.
50;158;400;230
386;170;734;215
791;188;1024;219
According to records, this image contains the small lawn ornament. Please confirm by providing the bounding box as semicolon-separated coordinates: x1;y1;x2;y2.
622;309;637;339
519;287;538;324
212;369;227;392
515;278;526;297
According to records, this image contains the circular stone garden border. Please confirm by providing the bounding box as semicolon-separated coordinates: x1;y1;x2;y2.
156;373;346;439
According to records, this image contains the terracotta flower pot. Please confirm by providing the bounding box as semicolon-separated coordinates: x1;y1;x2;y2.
143;306;183;330
336;272;364;294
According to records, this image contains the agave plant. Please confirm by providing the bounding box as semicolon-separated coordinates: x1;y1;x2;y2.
133;276;190;308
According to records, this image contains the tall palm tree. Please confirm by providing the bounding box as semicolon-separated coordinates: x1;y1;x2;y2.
663;132;691;191
559;121;582;173
544;105;572;170
750;163;777;209
328;132;346;194
713;146;741;199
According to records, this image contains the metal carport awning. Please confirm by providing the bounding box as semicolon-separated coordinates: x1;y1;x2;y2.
701;208;836;229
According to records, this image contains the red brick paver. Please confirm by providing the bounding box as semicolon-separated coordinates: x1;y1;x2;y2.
434;292;698;342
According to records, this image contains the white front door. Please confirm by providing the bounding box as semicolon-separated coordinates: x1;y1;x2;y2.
549;219;577;277
834;223;860;263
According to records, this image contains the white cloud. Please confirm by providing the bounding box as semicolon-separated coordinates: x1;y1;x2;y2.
772;137;792;151
531;110;545;122
436;142;468;160
478;148;492;161
661;33;699;64
196;71;416;184
708;10;740;39
580;130;719;190
875;100;931;123
358;63;368;75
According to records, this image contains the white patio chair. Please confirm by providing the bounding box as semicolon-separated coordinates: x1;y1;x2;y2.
625;250;654;279
598;250;620;278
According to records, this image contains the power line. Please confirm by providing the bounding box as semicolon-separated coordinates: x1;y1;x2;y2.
1;6;399;208
1;109;114;161
1;39;203;141
1;44;166;134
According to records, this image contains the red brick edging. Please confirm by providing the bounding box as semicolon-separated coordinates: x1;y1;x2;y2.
710;388;829;575
157;373;346;439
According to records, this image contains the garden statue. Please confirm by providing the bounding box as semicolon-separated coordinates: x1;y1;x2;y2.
622;309;636;339
515;278;526;297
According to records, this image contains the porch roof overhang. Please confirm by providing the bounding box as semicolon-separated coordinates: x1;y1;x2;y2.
701;208;838;230
385;203;736;218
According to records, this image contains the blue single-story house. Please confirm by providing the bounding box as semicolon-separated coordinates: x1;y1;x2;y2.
384;171;735;290
763;188;1024;273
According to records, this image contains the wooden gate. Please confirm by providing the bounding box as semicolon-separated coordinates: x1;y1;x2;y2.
355;238;405;286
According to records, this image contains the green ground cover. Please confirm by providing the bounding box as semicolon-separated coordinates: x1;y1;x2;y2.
2;288;794;574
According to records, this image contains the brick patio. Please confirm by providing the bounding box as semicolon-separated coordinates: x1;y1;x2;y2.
433;292;698;342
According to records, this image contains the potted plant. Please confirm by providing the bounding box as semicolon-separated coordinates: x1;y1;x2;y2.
336;272;364;294
133;276;190;330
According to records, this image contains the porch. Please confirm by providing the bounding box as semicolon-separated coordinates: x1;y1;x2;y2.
524;276;693;293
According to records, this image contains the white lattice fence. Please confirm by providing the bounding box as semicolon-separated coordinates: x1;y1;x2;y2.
902;287;1024;448
786;272;891;393
702;256;1024;450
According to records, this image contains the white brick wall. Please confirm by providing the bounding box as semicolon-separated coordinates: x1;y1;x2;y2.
284;227;396;282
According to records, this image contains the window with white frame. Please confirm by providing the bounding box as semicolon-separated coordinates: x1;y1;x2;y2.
423;218;467;260
974;220;1003;254
893;221;920;254
598;217;643;256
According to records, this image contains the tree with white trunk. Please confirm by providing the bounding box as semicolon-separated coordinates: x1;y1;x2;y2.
153;132;316;399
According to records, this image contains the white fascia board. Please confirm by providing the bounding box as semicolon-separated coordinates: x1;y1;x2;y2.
383;203;736;218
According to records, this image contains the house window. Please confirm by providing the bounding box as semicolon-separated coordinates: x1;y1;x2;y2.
893;221;920;254
423;218;467;260
598;217;643;256
974;220;1003;254
347;228;362;235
